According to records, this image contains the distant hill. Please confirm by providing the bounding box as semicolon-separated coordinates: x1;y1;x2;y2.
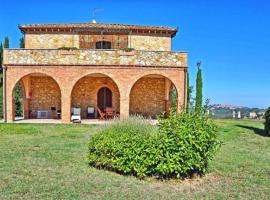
209;104;266;119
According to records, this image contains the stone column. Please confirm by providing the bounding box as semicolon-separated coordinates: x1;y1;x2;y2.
164;78;172;116
61;92;71;123
119;86;130;119
173;69;186;114
5;82;14;122
22;77;30;119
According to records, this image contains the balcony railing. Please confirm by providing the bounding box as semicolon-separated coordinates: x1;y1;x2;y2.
3;49;187;68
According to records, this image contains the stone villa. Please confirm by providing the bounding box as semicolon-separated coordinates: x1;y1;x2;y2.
2;22;188;123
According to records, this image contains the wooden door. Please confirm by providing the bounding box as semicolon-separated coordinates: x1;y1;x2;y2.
97;87;112;111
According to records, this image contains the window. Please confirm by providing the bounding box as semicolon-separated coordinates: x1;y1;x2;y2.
96;41;112;49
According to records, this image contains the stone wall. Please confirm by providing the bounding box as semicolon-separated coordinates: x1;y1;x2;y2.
71;76;120;118
25;34;80;49
130;35;171;51
130;77;165;117
79;34;128;49
28;76;61;115
4;49;187;67
24;33;171;51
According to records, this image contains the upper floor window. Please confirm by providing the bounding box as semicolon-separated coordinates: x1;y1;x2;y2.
96;41;111;49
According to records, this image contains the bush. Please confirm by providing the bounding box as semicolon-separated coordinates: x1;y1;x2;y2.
264;107;270;136
89;114;220;179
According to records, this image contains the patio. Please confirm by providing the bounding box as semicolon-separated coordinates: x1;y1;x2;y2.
9;118;159;125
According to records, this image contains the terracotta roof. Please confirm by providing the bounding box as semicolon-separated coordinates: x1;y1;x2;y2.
19;23;178;37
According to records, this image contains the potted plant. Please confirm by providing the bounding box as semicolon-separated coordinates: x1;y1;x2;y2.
117;48;135;56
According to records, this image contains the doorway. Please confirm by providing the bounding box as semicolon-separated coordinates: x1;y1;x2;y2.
97;87;112;110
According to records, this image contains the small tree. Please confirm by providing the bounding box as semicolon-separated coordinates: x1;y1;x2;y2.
264;107;270;136
0;42;3;73
13;82;23;117
195;61;203;113
4;36;9;48
186;72;190;112
19;37;25;48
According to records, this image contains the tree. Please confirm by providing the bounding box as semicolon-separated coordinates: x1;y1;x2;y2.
186;72;190;112
13;82;23;117
19;37;25;48
195;61;203;113
0;42;3;73
4;36;9;48
264;107;270;136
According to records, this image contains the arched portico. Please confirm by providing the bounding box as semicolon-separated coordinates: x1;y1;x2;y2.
10;73;62;121
70;73;120;119
4;66;186;123
129;74;178;118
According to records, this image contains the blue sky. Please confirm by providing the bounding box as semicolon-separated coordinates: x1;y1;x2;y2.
0;0;269;108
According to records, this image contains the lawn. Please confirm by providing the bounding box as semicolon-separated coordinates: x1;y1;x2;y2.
0;119;269;199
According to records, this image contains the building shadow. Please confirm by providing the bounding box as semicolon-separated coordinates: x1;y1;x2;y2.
235;125;269;137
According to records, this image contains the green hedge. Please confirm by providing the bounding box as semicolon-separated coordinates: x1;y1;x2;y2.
264;107;270;136
89;114;220;179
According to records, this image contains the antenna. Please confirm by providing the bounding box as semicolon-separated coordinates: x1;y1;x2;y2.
92;8;104;23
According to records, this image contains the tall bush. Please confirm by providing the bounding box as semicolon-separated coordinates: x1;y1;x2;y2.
264;107;270;136
89;114;220;178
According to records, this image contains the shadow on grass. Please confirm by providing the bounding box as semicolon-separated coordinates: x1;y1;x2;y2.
235;125;269;137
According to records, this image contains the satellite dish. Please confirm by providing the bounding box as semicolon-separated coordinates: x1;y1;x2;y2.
92;8;104;23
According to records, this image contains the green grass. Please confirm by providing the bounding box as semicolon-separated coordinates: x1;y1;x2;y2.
0;120;269;199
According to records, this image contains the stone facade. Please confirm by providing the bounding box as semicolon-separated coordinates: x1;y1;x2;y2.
25;34;80;49
3;66;187;123
24;33;170;51
130;77;166;116
2;23;188;123
4;49;187;67
129;35;171;51
71;76;120;118
28;76;61;112
79;34;128;49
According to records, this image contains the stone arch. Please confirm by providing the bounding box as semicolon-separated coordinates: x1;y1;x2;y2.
11;72;62;120
70;73;120;119
129;74;178;118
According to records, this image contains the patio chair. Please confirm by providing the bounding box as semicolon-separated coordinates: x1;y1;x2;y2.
97;107;106;120
105;107;115;119
87;107;95;119
71;107;81;123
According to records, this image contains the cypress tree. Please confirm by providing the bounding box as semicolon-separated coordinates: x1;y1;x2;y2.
19;37;25;48
195;61;203;113
0;43;3;73
186;72;190;112
14;83;23;117
0;42;2;65
4;36;9;48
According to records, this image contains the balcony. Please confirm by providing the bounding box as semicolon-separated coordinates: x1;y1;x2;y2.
3;49;187;68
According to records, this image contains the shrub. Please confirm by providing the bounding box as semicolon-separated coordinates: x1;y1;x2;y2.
264;107;270;136
89;114;220;179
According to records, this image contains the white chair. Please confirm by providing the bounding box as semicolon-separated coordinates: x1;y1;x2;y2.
71;108;81;122
87;107;95;119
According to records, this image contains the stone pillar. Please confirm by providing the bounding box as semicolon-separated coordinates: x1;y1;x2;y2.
21;77;30;119
164;78;172;116
61;92;71;123
173;70;186;114
119;86;130;119
23;98;30;119
6;83;14;122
